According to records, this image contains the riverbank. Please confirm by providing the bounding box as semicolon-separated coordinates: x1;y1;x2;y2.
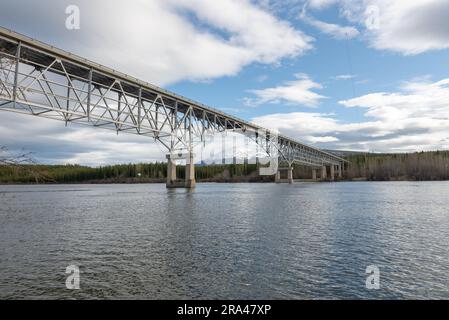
6;176;449;185
0;175;276;185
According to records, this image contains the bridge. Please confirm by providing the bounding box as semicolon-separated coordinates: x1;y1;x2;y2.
0;27;347;188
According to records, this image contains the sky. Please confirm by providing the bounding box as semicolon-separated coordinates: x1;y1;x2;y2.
2;0;449;165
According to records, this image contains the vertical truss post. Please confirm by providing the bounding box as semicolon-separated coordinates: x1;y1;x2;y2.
265;130;270;156
173;100;178;129
137;86;142;133
202;110;206;141
12;42;21;108
171;101;178;150
117;92;121;132
87;68;92;121
65;78;70;126
255;131;259;165
155;104;159;130
188;107;192;151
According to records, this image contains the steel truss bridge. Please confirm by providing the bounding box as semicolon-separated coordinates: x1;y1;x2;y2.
0;27;346;187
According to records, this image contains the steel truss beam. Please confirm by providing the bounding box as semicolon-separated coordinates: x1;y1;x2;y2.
0;27;346;168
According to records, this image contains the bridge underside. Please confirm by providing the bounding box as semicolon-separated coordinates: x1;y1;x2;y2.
0;27;347;187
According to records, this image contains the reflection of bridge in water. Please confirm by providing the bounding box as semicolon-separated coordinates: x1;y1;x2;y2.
0;27;347;188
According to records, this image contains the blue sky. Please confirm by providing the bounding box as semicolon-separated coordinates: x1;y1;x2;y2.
167;2;449;124
2;0;449;164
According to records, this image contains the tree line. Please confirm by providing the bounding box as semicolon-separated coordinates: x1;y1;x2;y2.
2;150;449;183
344;151;449;181
0;162;265;184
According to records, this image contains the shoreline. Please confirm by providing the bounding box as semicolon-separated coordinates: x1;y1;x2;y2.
3;178;449;186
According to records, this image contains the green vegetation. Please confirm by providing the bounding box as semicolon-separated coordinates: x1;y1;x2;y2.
344;151;449;181
2;150;449;184
0;162;266;184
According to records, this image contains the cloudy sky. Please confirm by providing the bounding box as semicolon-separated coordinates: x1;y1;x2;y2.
2;0;449;165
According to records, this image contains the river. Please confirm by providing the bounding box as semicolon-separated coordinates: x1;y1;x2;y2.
0;182;448;299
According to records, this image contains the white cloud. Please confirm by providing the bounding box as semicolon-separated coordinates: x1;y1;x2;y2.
308;0;339;10
0;112;166;166
252;76;449;152
167;0;312;64
300;8;359;40
245;73;326;107
305;0;449;55
253;111;339;136
307;136;339;143
339;78;449;120
0;0;313;86
338;0;449;55
333;74;356;80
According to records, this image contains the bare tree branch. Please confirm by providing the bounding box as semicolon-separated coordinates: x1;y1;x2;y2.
0;146;57;183
0;146;35;166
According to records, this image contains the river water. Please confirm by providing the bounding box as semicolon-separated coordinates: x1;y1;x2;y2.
0;182;448;299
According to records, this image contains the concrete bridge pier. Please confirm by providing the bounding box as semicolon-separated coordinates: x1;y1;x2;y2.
166;156;177;187
321;166;327;180
166;153;196;188
275;170;281;183
338;163;342;178
330;164;335;181
312;169;317;181
185;153;196;188
287;166;293;184
275;165;293;184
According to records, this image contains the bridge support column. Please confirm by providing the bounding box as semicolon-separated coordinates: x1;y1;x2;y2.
185;152;196;188
330;165;335;181
222;134;226;164
287;166;293;184
166;155;177;188
321;166;327;180
275;170;281;183
166;153;195;188
338;164;342;178
312;169;317;181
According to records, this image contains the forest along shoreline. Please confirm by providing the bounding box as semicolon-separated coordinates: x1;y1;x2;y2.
1;151;449;184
